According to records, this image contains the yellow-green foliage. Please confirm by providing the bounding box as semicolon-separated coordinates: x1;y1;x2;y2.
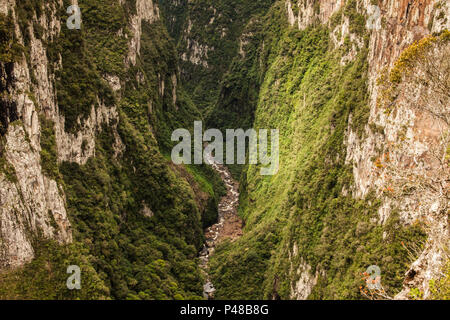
390;29;450;84
409;257;450;300
377;29;450;115
429;259;450;300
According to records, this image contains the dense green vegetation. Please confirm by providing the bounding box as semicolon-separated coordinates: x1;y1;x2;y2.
47;0;125;132
163;0;275;114
59;124;204;299
0;240;109;299
1;0;444;301
158;0;189;42
0;0;223;300
39;116;59;180
429;259;450;300
0;12;23;63
207;1;427;299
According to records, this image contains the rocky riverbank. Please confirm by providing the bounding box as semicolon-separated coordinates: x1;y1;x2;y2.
199;158;243;299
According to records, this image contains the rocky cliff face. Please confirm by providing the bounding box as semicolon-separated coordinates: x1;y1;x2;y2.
285;0;449;300
169;0;448;299
0;0;160;269
1;0;448;300
353;0;448;299
0;0;72;269
161;0;275;114
0;0;218;299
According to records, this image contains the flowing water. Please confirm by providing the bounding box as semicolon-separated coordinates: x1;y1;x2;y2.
199;155;243;299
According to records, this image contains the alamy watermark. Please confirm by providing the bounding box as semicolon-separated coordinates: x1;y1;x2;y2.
364;265;382;290
171;121;279;175
67;5;81;30
359;265;393;299
66;265;81;290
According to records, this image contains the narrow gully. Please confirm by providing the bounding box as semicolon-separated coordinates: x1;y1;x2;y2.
199;155;243;299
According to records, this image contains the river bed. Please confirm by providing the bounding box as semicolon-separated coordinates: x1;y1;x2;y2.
199;157;243;299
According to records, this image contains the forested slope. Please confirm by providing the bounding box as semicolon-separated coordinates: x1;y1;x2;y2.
162;0;450;300
0;0;223;299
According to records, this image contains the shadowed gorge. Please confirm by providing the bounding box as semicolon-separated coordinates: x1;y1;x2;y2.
0;0;449;301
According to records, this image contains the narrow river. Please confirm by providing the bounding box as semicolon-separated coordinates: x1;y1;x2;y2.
199;157;243;299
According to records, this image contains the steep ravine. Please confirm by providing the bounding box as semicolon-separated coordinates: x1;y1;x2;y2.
200;154;243;299
1;0;449;300
176;0;450;300
0;0;214;300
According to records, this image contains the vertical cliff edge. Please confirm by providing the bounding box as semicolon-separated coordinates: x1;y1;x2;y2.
164;0;449;299
0;0;448;300
0;0;224;299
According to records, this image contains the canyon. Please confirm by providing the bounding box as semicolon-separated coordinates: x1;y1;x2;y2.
0;0;449;300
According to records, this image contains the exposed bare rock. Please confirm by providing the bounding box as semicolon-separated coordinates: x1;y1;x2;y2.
0;0;72;269
286;0;361;65
140;202;154;219
344;0;450;299
0;0;128;269
0;124;71;269
56;104;121;165
181;38;211;68
200;154;243;299
286;0;343;30
104;74;122;92
127;0;160;66
289;242;321;300
283;0;449;299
